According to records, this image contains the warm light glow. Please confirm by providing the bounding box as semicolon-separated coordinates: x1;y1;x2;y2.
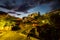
42;20;45;23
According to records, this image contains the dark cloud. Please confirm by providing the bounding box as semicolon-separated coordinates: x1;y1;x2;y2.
0;0;15;9
0;0;60;13
13;3;35;12
13;0;53;12
51;0;60;10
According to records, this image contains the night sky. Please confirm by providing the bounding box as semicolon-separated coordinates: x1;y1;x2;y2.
0;0;60;18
